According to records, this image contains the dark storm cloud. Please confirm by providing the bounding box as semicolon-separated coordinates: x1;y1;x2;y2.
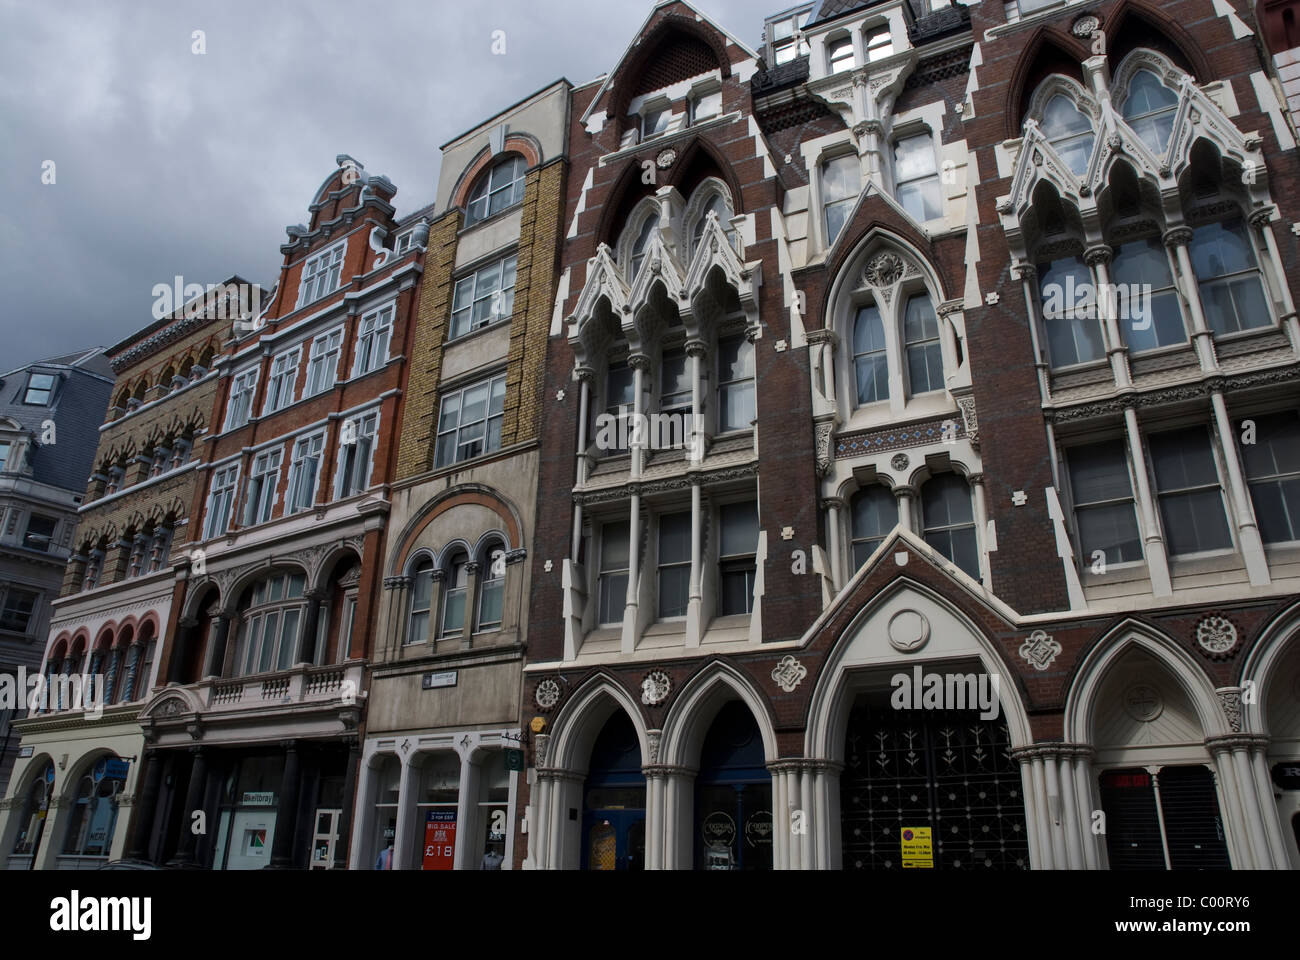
0;0;763;367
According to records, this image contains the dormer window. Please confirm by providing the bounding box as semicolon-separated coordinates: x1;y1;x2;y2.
829;38;854;73
691;89;722;124
770;8;811;65
394;232;414;255
23;373;56;405
866;29;894;63
642;106;671;141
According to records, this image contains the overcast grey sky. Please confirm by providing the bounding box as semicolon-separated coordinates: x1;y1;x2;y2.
0;0;763;368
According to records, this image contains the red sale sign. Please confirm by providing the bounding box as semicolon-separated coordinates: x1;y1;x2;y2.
422;810;456;870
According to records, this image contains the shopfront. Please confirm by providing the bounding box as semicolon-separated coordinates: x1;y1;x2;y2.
582;712;645;870
694;701;771;871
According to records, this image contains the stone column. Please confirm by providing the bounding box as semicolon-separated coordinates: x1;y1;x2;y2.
686;339;707;463
119;640;143;703
460;563;480;649
269;742;302;869
169;747;207;866
126;749;164;861
297;589;326;665
1084;243;1132;389
169;617;198;683
1014;263;1053;403
203;614;231;679
629;353;649;478
622;491;641;655
686;483;703;647
1123;405;1172;596
1163;226;1219;372
1209;391;1270;586
335;738;360;870
893;485;915;534
1249;206;1300;352
823;497;844;590
969;473;991;587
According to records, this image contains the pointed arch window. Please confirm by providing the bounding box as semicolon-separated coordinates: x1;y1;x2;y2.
851;485;895;569
903;294;944;394
1121;70;1179;156
629;214;657;280
852;303;889;404
1041;95;1095;177
689;192;736;259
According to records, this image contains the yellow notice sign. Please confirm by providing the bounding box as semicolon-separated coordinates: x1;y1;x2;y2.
900;827;933;868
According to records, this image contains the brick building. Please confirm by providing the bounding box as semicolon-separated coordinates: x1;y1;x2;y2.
122;159;427;869
0;283;251;868
348;81;569;871
519;0;1300;871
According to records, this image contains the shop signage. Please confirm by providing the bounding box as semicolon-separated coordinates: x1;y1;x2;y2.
241;791;275;806
1272;763;1300;789
901;826;933;868
423;810;456;870
702;811;736;849
744;810;773;848
505;748;524;771
422;671;458;690
92;757;129;782
17;746;32;758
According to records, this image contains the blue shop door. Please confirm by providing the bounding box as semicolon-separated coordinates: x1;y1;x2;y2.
582;807;646;870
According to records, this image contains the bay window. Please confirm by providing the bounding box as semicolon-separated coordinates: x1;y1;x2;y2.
1110;237;1186;351
1189;220;1271;336
660;349;691;416
1039;256;1105;367
1121;70;1179;156
1040;95;1095;177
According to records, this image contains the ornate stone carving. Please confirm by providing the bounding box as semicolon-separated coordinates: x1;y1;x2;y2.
153;697;187;718
814;421;834;477
505;547;528;565
864;251;907;289
646;729;661;765
534;678;561;711
771;655;808;693
890;453;910;472
1123;683;1163;722
1071;14;1100;37
887;609;930;652
956;396;979;444
656;148;677;169
640;670;671;705
533;732;550;768
1019;630;1062;671
1195;615;1239;657
1217;688;1243;733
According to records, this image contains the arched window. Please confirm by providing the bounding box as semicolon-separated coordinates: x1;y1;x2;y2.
235;571;308;676
1121;70;1179;155
465;155;526;226
828;36;854;73
1040;95;1095;176
476;544;506;633
851;486;895;569
62;770;119;858
921;474;979;579
11;762;52;855
1038;256;1105;367
1110;237;1187;351
439;551;469;638
407;558;434;645
629;213;657;280
852;303;889;405
689;191;736;259
902;294;944;394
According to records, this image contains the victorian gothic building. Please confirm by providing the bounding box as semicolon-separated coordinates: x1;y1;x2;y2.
3;0;1300;873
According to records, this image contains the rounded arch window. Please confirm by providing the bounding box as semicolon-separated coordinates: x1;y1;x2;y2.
852;302;888;405
12;761;52;855
235;570;308;676
1040;95;1095;176
62;767;120;858
439;550;470;638
407;556;434;645
850;485;896;569
1121;70;1179;155
465;155;526;226
476;542;506;633
921;473;979;579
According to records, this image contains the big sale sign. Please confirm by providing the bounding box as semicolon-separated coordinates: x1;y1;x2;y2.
422;810;456;870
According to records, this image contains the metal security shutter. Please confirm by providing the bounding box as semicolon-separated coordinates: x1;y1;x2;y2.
1099;769;1166;870
1157;765;1231;870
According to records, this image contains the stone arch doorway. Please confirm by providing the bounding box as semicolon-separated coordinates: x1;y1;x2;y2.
581;711;645;870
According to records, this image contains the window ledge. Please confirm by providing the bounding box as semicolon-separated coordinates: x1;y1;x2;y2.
446;315;513;349
459;203;523;237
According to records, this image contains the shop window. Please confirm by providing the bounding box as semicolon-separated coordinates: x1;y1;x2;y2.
1098;766;1231;869
371;756;400;869
695;702;771;870
62;772;120;858
477;752;510;869
11;763;52;856
1148;427;1233;556
414;754;460;870
1238;409;1300;544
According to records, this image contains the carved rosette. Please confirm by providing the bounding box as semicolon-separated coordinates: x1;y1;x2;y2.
534;679;561;711
1195;615;1239;659
641;670;671;706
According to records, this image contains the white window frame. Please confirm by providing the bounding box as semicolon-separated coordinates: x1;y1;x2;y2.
262;347;301;415
244;448;283;527
353;303;395;376
434;374;507;468
892;131;942;224
335;410;379;499
286;430;326;515
225;367;259;431
297;239;347;308
821;153;861;246
305;326;345;396
449;254;518;340
204;463;240;539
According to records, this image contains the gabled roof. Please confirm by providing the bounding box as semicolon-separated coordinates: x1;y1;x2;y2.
579;0;759;124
